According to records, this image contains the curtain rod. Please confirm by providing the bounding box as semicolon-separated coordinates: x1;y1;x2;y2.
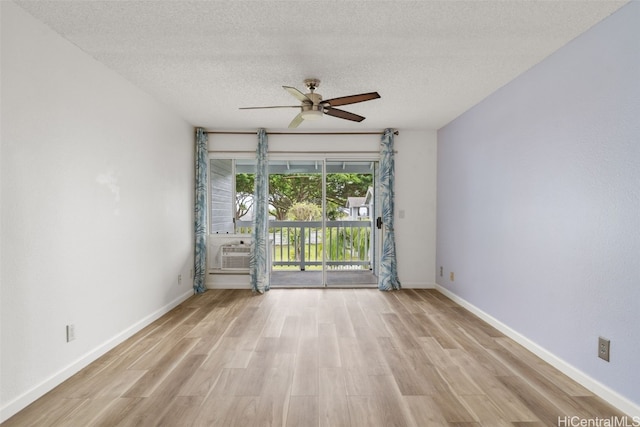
209;150;387;155
204;130;399;136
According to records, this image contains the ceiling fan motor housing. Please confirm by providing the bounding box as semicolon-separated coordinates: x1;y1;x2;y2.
301;92;323;119
303;92;323;109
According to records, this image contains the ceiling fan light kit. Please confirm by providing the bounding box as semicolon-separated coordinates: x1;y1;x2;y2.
240;79;380;128
301;109;322;120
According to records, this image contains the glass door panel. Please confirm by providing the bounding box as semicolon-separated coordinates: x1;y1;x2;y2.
325;161;378;287
268;160;324;287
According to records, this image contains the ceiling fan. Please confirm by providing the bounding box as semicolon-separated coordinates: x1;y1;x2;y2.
239;79;380;128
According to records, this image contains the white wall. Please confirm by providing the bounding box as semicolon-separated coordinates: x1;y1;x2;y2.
0;3;194;420
393;130;437;287
437;1;639;413
208;130;437;288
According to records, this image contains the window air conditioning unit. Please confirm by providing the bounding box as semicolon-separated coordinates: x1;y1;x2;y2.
220;244;251;271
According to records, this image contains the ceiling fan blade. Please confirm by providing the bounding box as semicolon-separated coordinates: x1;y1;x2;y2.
288;112;305;128
324;107;365;122
239;105;300;110
283;86;312;103
321;92;380;107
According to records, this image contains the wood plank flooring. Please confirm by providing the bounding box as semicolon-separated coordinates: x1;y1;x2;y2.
2;289;626;426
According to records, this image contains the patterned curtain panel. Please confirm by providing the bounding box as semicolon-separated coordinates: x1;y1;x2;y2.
250;129;270;293
194;128;208;294
378;128;401;291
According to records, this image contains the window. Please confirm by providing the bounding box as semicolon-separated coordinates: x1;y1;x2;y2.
209;159;255;234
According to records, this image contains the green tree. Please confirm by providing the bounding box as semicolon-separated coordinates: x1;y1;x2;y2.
269;174;318;220
235;172;372;220
285;202;322;262
326;173;372;219
235;174;254;219
286;202;322;221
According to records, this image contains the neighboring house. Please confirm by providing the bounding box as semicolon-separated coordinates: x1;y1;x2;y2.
346;196;367;219
346;186;374;220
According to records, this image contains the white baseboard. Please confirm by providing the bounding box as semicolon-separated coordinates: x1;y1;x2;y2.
206;273;251;289
401;282;436;289
0;290;193;423
207;282;252;289
205;277;435;290
434;284;640;418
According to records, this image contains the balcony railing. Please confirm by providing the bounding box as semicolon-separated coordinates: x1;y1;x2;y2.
236;220;373;271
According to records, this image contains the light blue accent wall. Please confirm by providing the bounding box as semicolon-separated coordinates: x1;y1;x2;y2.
437;2;640;408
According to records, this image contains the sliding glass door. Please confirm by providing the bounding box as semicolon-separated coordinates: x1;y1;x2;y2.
268;159;378;287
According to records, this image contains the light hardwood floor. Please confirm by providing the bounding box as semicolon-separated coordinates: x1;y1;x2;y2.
2;289;626;426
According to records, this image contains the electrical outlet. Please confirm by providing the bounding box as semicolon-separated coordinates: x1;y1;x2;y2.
178;274;182;285
450;272;455;282
598;337;610;362
66;324;75;342
440;266;443;277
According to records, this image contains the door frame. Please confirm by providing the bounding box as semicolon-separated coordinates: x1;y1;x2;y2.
265;156;379;287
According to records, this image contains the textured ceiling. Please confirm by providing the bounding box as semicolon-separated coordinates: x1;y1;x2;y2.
15;0;628;131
